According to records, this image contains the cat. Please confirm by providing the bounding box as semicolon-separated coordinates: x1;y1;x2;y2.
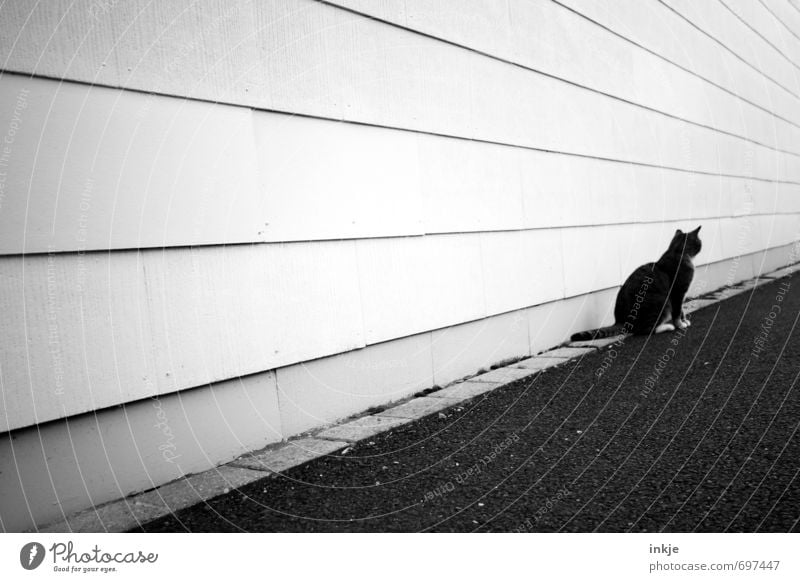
571;226;702;340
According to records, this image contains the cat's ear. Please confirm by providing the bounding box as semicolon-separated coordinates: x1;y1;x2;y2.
674;229;684;237
692;225;702;234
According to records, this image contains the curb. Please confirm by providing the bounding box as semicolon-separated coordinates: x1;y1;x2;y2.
35;264;800;533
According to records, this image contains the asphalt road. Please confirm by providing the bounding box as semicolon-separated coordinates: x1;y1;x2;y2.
136;275;800;532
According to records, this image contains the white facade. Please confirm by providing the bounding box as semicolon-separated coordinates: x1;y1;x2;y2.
1;0;799;531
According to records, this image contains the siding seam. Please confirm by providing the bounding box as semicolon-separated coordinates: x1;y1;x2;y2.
721;0;800;70
311;0;800;157
9;211;800;260
549;0;800;130
2;69;798;184
758;0;800;44
657;0;800;100
7;212;800;259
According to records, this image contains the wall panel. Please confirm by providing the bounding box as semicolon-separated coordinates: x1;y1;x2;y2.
431;309;530;387
558;0;800;127
5;72;792;254
0;75;261;254
0;371;282;532
8;0;800;156
480;229;565;316
722;0;800;66
356;234;486;344
527;288;619;354
254;112;424;242
0;250;154;433
276;333;433;437
664;0;800;95
0;241;365;432
761;0;800;41
334;0;800;154
3;1;799;180
420;135;525;234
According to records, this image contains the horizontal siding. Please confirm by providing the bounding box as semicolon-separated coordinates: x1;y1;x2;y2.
559;0;800;127
3;242;796;531
3;218;799;432
0;75;262;254
761;0;800;43
4;0;800;156
664;0;800;95
723;0;800;67
5;73;799;254
254;112;425;242
1;2;799;176
332;0;800;155
0;0;798;438
0;242;365;432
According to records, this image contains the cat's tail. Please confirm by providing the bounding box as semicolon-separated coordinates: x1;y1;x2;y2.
570;325;626;342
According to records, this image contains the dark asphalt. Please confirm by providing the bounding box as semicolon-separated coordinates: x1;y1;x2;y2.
135;276;800;532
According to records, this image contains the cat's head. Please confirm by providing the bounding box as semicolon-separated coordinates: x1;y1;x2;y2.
672;225;702;257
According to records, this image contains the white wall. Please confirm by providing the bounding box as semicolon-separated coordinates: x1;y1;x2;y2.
1;0;799;529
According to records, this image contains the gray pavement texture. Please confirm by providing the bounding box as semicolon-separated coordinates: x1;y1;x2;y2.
135;276;800;532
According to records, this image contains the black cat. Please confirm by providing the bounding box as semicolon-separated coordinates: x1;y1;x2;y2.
571;226;702;340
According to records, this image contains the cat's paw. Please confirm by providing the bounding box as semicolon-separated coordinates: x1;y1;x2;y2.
655;322;676;334
673;319;689;330
682;317;691;328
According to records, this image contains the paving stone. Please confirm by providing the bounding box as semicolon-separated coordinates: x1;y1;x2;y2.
232;438;349;473
684;298;720;313
708;287;747;300
763;265;800;279
37;496;169;533
378;396;462;419
39;463;296;533
316;415;411;442
540;346;595;358
751;277;776;287
469;366;538;384
513;356;568;371
569;335;626;349
428;379;504;400
135;465;267;514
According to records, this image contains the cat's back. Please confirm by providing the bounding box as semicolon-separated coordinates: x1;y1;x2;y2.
614;261;670;323
621;262;670;291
